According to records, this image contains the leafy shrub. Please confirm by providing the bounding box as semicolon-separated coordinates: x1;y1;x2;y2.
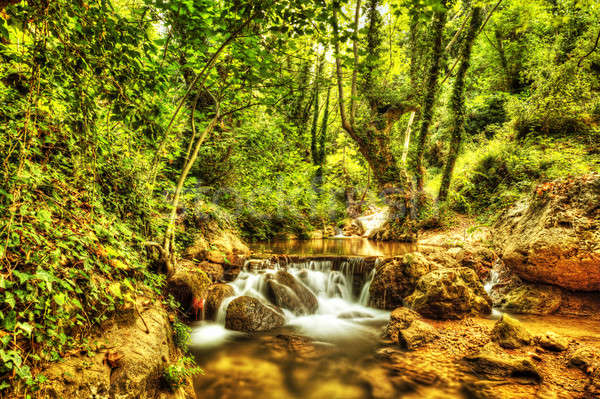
465;93;508;138
172;319;191;351
162;357;203;392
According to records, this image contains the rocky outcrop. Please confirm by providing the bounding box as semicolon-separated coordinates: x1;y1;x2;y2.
41;300;194;399
225;296;285;332
266;271;318;315
205;284;235;320
490;314;531;349
491;271;600;319
369;253;434;309
405;267;492;319
495;174;600;291
167;263;211;319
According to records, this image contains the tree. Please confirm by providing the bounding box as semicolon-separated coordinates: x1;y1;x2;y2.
438;6;483;202
332;0;419;241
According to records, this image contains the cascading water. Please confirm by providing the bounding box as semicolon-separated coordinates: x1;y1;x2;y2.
190;257;388;349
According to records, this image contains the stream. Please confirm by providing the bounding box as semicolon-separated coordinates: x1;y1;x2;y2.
189;239;411;398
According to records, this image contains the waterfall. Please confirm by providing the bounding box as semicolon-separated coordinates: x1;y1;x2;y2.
190;256;388;347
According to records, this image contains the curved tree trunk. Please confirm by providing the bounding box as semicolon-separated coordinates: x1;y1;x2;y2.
332;0;417;241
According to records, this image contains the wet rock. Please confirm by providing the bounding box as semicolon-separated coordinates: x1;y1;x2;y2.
205;284;235;320
497;283;562;315
494;174;600;292
384;307;437;350
266;270;318;315
166;264;211;319
369;253;435;310
397;320;439;350
491;314;531;349
198;261;225;282
338;311;374;319
534;332;569;352
225;296;285;332
405;267;492;319
465;342;542;382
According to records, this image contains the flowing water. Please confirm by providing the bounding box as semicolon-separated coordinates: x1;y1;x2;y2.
189;240;412;398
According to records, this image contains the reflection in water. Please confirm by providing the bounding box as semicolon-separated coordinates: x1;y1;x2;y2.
249;237;417;257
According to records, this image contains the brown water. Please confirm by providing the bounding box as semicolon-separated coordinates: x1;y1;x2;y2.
249;237;417;257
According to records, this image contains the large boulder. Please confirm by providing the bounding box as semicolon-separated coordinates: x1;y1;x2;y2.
225;296;285;332
490;314;531;349
492;277;600;319
405;267;492;319
205;284;235;320
369;253;435;309
166;264;211;319
496;283;562;315
494;174;600;291
266;271;318;315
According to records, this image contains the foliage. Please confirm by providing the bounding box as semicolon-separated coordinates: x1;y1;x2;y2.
161;356;203;392
441;135;599;216
172;318;192;351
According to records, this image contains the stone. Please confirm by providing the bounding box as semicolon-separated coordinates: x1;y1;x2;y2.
405;267;492;319
491;314;532;349
568;346;600;369
166;265;211;319
369;253;435;310
266;270;318;315
465;342;542;382
197;261;225;282
397;320;439;350
495;174;600;291
497;283;562;315
384;307;437;350
225;296;285;332
534;332;569;352
205;284;235;320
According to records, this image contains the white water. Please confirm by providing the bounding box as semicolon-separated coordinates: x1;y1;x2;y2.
191;258;387;348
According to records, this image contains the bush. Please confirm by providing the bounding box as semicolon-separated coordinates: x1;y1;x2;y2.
172;319;191;351
162;357;203;392
465;93;508;138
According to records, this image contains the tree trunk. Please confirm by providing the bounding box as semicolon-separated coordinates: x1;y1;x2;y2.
414;8;448;191
332;0;417;241
401;111;416;164
438;7;483;202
